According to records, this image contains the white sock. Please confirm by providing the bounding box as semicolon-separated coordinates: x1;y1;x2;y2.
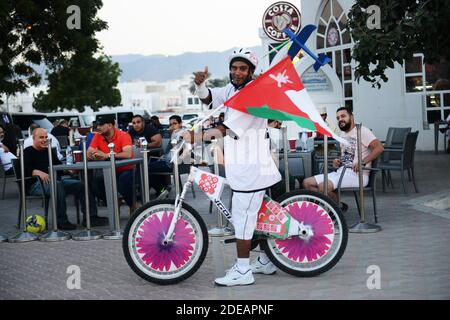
259;252;270;265
236;258;250;273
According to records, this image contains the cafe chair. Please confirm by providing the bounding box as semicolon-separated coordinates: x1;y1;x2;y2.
336;157;381;223
12;158;49;229
0;157;15;199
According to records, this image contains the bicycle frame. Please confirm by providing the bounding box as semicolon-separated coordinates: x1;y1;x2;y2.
162;166;312;244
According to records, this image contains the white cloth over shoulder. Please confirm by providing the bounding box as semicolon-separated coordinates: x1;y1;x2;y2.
210;84;281;191
0;145;17;171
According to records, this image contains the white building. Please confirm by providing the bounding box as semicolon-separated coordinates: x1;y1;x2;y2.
1;76;202;115
118;76;202;113
259;0;450;150
0;85;47;113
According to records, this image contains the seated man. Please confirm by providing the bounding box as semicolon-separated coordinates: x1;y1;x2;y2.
128;115;162;149
0;124;17;174
303;107;384;211
24;128;104;230
87;115;137;215
148;115;191;197
150;115;164;132
51;119;71;137
85;121;98;149
316;106;340;138
0;121;20;156
25;124;64;161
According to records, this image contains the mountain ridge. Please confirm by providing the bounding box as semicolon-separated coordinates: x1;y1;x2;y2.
112;46;263;82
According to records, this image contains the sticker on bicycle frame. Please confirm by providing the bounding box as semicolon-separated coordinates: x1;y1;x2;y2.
255;195;291;239
193;168;225;201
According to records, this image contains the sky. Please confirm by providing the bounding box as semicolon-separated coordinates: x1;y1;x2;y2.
96;0;299;56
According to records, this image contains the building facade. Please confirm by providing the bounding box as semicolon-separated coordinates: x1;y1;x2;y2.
1;77;202;115
260;0;450;150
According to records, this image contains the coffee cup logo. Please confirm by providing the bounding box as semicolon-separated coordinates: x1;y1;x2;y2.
262;1;301;42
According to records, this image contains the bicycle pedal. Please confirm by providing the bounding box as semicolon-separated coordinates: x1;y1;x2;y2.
220;237;237;245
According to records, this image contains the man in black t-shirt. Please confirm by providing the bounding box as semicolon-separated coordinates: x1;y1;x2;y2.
150;115;164;132
24;128;105;230
128;115;162;148
51;119;71;137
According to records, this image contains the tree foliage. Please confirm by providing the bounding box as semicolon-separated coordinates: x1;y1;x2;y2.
33;55;121;112
0;0;121;111
348;0;450;88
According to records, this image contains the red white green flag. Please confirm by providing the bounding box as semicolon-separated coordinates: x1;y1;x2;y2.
224;56;346;144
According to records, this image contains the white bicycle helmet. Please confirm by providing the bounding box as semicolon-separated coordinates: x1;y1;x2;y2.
229;48;258;70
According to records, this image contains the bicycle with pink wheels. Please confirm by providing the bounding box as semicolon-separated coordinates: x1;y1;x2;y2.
123;166;348;285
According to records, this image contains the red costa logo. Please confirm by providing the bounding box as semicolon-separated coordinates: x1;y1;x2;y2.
262;1;301;42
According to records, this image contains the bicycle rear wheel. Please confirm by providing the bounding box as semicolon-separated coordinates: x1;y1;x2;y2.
260;190;348;277
123;199;209;285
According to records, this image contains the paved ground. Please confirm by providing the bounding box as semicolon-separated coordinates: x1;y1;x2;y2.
1;151;449;300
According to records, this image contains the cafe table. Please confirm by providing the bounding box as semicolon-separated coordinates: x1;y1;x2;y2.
52;158;144;230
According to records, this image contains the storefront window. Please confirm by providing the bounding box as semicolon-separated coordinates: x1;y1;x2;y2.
317;36;325;50
425;60;450;91
427;93;440;109
405;76;424;93
405;56;423;73
405;54;450;123
343;48;351;64
344;83;352;98
427;110;442;124
404;54;424;93
316;0;354;110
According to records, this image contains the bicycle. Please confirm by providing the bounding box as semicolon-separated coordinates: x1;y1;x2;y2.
123;165;348;285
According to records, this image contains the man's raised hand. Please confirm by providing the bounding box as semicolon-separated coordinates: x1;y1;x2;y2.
194;66;208;85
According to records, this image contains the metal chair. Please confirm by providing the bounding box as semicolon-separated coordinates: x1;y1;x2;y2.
12;156;82;228
336;158;381;223
314;149;340;175
131;146;165;203
11;158;49;229
382;127;411;161
379;131;419;194
0;156;15;199
149;141;196;198
434;120;449;154
161;130;171;151
278;154;306;189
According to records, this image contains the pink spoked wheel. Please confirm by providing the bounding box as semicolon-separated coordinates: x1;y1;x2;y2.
261;190;348;277
123;200;208;285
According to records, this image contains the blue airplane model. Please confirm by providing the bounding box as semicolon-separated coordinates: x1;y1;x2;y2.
283;25;332;71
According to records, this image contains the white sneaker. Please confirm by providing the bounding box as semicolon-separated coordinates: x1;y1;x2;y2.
214;265;255;287
250;258;277;275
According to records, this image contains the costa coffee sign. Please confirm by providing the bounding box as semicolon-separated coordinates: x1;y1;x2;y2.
262;1;301;42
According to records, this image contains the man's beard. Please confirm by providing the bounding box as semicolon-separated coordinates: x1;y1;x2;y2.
229;73;252;89
339;121;351;132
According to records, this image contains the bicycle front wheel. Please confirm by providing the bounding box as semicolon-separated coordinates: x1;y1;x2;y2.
122;199;209;285
261;190;348;277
